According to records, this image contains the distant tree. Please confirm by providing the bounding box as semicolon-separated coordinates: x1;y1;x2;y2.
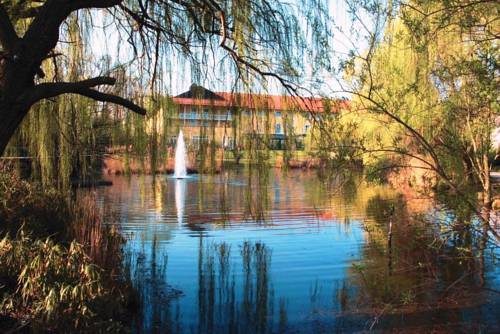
334;0;499;207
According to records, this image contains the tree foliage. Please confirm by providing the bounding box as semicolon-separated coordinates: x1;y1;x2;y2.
333;0;499;206
0;0;330;185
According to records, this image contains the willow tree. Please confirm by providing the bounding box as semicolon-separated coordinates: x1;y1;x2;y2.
0;0;330;157
332;0;499;207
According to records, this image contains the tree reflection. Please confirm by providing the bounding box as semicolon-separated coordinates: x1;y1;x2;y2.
336;193;499;332
244;166;270;222
127;238;277;333
101;170;498;333
198;240;274;334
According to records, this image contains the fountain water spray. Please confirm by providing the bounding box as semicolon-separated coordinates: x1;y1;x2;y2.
175;179;186;224
174;130;188;178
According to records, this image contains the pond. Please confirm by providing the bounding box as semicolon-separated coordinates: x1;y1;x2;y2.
95;168;499;333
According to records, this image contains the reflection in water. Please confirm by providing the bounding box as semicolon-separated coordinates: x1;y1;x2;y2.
95;169;499;333
175;179;186;225
244;167;270;222
196;241;274;334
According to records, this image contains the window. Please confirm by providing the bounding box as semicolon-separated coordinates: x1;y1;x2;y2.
295;137;305;150
304;124;310;133
275;111;282;117
275;123;282;134
191;135;208;148
223;137;235;149
167;136;177;147
203;108;210;119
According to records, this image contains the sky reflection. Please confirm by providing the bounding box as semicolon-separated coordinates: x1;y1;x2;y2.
96;169;500;333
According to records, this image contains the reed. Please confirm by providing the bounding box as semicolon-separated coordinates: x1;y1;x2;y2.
0;166;135;331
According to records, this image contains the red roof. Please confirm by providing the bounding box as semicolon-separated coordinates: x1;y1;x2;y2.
172;89;347;113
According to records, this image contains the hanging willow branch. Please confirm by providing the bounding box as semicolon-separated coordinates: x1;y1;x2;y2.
0;0;331;156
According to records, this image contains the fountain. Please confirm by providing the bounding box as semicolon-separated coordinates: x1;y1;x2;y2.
174;130;188;178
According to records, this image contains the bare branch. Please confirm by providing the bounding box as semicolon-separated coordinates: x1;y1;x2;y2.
219;10;226;46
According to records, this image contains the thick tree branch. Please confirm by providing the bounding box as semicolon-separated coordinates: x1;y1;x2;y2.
23;76;116;102
0;4;19;51
19;76;146;115
23;0;123;65
77;89;146;115
71;0;123;10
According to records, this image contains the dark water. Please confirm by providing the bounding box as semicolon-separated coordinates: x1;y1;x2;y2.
95;168;499;333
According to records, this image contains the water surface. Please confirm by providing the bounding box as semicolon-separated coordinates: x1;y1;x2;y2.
96;168;499;333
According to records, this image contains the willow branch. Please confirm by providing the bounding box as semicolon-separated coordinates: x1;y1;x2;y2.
76;89;146;115
19;76;146;115
25;76;116;101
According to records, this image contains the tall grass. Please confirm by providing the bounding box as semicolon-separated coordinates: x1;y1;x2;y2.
0;165;135;332
69;195;124;276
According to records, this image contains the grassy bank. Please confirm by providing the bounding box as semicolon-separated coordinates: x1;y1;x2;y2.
0;167;136;332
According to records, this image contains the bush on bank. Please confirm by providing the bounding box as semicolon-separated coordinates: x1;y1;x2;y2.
0;168;135;332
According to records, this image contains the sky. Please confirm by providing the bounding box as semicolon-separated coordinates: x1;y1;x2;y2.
88;0;373;97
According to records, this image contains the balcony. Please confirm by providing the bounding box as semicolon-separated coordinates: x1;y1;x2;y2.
172;112;233;122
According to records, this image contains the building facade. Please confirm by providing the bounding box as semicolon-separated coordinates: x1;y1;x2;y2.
168;84;339;151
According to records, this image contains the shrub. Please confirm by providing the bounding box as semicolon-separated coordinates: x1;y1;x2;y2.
0;167;135;332
0;170;68;238
0;233;128;331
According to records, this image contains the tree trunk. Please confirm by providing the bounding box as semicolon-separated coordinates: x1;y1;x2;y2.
482;153;491;208
462;151;473;182
0;43;38;157
0;103;28;156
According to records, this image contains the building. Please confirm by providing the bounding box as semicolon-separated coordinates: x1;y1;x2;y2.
167;84;345;151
